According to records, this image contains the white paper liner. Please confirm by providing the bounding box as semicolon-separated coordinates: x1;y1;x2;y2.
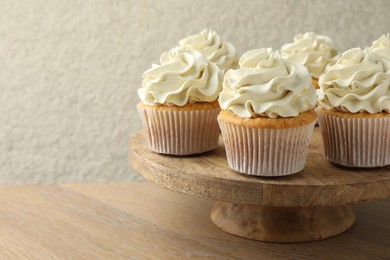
137;104;220;156
218;119;316;177
317;111;390;167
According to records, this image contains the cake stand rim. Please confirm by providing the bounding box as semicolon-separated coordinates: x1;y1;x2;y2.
128;129;390;207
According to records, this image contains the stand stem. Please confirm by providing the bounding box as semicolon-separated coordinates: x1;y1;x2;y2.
210;202;356;242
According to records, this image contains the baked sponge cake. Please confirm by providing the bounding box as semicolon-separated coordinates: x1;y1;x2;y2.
317;48;390;167
138;49;223;155
218;48;317;177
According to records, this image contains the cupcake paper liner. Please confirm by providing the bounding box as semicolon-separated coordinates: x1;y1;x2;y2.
317;111;390;167
218;119;316;177
137;104;220;156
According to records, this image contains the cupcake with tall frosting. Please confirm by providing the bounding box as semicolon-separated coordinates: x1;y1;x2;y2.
218;48;317;176
368;34;390;58
281;32;338;89
138;49;223;155
177;29;238;71
317;48;390;167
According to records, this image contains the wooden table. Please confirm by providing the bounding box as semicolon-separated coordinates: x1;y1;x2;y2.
0;183;389;259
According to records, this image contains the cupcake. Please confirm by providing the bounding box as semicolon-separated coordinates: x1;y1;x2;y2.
218;48;317;176
317;48;390;167
281;32;338;89
177;29;238;71
368;34;390;58
137;49;223;155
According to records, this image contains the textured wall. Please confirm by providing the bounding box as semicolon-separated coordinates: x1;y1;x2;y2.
0;0;389;183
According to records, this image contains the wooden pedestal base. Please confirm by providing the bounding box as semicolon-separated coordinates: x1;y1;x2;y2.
210;202;356;243
130;129;390;243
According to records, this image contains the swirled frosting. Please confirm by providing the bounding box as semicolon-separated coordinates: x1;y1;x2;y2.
317;48;390;113
177;29;237;71
369;34;390;58
238;48;274;68
219;49;317;118
139;49;222;106
280;32;338;79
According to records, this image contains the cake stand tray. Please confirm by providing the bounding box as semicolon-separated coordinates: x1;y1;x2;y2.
128;128;390;242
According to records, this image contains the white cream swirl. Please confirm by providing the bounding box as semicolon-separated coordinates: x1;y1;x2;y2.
238;48;274;68
281;32;338;79
178;29;237;70
369;34;390;58
318;48;390;113
219;49;317;118
139;49;222;106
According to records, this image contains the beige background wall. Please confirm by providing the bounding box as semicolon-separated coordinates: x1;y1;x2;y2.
0;0;389;183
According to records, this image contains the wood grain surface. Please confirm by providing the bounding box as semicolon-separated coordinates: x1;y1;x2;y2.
129;128;390;207
0;183;388;258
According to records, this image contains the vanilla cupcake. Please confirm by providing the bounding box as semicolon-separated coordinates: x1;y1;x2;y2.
317;48;390;167
368;34;390;58
281;32;338;89
177;29;238;71
218;48;317;177
138;49;223;155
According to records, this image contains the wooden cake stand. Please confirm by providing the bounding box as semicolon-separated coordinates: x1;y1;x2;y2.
128;128;390;243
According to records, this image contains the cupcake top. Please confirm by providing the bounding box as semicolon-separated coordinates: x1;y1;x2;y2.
280;32;338;79
368;34;390;58
177;29;238;71
139;49;222;106
219;48;317;118
317;48;390;113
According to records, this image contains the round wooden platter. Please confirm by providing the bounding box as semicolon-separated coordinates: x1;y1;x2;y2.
128;128;390;242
